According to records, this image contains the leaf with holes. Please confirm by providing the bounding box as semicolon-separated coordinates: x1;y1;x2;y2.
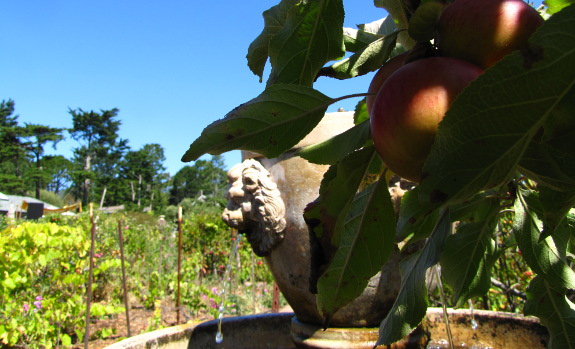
247;0;298;82
267;0;345;86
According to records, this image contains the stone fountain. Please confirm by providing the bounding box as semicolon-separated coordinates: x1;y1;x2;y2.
220;111;405;328
107;308;547;348
107;111;549;349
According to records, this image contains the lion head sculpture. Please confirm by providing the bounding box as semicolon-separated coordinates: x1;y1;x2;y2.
221;159;286;257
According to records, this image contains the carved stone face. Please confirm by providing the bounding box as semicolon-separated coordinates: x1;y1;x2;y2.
221;159;286;257
222;163;251;229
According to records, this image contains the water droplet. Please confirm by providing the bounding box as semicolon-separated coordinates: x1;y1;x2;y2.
213;233;243;345
215;331;223;343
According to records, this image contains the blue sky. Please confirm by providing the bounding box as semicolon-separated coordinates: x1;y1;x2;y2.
0;1;383;175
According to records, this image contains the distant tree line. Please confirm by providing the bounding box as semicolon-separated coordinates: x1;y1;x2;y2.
0;99;228;211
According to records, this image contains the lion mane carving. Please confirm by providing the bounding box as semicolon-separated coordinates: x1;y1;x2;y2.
221;159;286;257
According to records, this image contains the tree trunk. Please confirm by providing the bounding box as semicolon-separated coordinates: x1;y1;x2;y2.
99;186;107;208
35;154;41;199
137;174;142;207
130;181;135;201
83;155;91;204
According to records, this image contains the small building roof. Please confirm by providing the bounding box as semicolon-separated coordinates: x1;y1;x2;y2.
0;192;59;213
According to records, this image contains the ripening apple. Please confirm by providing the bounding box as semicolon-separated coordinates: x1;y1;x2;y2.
366;53;408;115
436;0;544;69
370;57;483;182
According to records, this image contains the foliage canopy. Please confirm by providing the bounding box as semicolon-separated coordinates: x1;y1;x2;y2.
183;0;575;347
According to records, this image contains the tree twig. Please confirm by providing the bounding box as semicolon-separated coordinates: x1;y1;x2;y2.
491;277;527;300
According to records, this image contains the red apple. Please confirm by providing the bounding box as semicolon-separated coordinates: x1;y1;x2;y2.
370;57;483;182
366;53;408;116
436;0;544;69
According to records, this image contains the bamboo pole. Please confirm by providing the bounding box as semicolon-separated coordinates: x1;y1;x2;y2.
118;220;131;337
84;204;96;349
176;206;183;324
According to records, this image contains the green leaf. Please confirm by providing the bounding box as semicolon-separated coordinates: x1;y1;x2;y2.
396;186;439;243
440;206;499;308
298;120;370;165
342;16;398;53
358;15;398;36
343;28;381;53
181;84;332;162
544;0;575;15
75;329;84;344
514;188;575;290
247;0;298;82
327;31;399;80
520;131;575;192
268;0;345;86
60;334;72;346
408;0;445;42
1;277;16;290
538;186;575;239
305;147;382;297
524;276;575;349
519;84;575;191
316;177;396;322
38;254;47;267
450;194;502;224
378;0;416;50
306;146;380;247
418;6;575;207
354;98;369;124
376;209;451;346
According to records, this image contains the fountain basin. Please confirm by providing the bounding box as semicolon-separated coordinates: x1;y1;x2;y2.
105;308;548;348
105;313;295;349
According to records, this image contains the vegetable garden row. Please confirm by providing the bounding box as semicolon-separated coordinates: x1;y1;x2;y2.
0;205;279;348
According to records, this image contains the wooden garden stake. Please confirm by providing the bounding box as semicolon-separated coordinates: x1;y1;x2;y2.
250;249;257;313
272;282;280;313
84;203;96;349
176;206;183;324
118;220;131;337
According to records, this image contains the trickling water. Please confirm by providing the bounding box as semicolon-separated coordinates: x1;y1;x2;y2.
215;233;243;344
469;299;479;330
433;265;454;349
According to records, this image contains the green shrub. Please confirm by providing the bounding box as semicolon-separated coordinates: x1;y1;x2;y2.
0;209;282;346
0;222;121;347
39;189;65;208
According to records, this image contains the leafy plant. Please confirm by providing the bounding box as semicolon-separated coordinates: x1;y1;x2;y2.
182;0;575;347
0;221;123;347
1;202;280;346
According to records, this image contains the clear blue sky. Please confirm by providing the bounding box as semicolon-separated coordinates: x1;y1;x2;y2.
0;1;383;175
